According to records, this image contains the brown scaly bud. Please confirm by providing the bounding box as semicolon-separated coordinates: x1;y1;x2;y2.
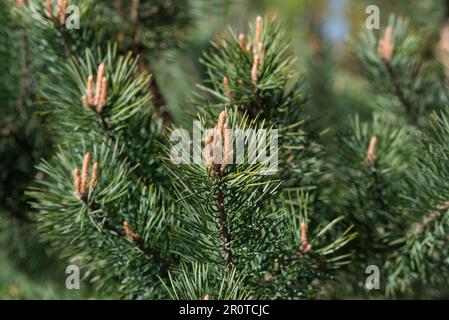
221;122;232;173
73;167;81;199
90;162;99;188
94;64;105;106
83;64;108;113
203;294;210;300
366;136;377;165
83;75;95;109
217;110;227;134
251;53;260;82
97;77;108;113
80;152;91;199
378;26;394;62
73;153;99;201
238;33;246;51
204;129;215;170
204;111;229;177
204;128;214;145
123;221;140;242
300;222;312;253
223;76;232;98
256;42;264;61
57;0;68;26
253;16;263;54
45;0;53;18
87;75;94;96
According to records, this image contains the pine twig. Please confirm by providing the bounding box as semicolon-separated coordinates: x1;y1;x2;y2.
83;198;171;268
383;61;416;124
216;187;233;268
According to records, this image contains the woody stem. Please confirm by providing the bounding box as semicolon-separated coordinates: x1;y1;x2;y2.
216;186;233;268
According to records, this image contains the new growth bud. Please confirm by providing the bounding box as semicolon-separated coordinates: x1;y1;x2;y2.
366;136;377;165
58;0;68;26
223;76;232;98
238;33;246;51
123;221;140;242
300;222;312;253
378;26;394;62
73;152;99;201
45;0;53;18
204;111;231;177
83;64;108;113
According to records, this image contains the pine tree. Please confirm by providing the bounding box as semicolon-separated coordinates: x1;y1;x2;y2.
0;0;221;298
21;2;355;299
7;0;449;300
332;3;449;297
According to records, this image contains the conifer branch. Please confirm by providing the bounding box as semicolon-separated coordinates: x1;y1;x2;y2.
383;61;416;124
123;220;170;268
90;204;171;269
216;187;233;268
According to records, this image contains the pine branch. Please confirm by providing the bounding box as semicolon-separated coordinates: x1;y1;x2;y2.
367;160;389;213
383;61;416;124
215;186;233;268
87;201;171;269
96;113;115;143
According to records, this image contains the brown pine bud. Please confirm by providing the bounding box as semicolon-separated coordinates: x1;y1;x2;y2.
73;167;81;199
204;128;214;145
223;76;232;98
238;33;246;51
300;222;312;253
45;0;53;18
123;221;140;242
90;162;99;188
378;26;394;62
82;65;108;113
83;75;95;109
97;77;108;113
221;122;232;173
251;54;260;82
80;152;91;199
57;0;68;26
366;136;377;165
86;75;94;97
216;111;227;137
205;111;229;177
94;64;105;106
